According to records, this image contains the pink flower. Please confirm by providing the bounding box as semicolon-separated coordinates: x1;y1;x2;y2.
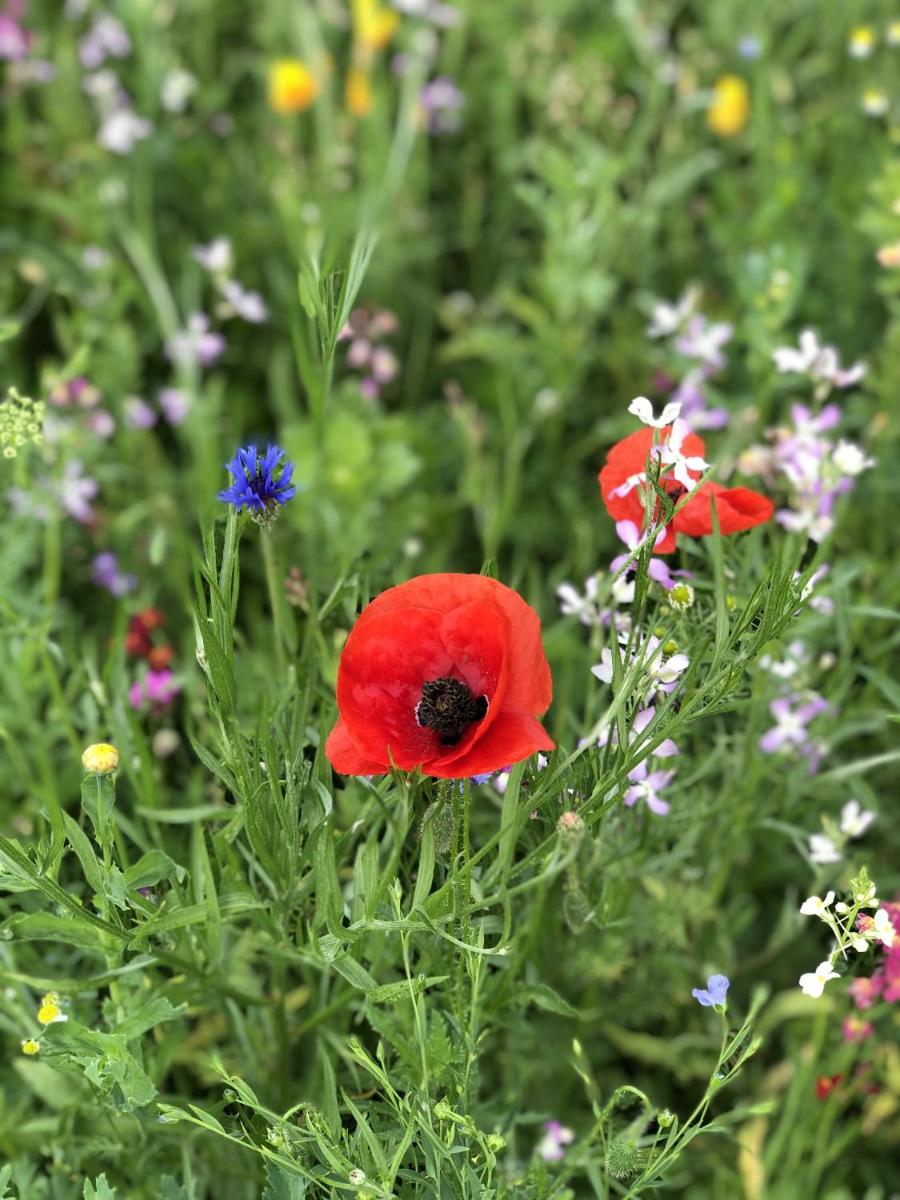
129;669;181;711
848;975;884;1010
842;1015;874;1043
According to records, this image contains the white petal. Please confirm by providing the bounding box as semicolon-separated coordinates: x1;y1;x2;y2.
659;401;682;425
628;396;657;425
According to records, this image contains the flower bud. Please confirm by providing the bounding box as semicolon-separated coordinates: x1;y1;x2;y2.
81;743;119;774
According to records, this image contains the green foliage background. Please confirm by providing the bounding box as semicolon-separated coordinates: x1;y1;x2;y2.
1;0;899;1197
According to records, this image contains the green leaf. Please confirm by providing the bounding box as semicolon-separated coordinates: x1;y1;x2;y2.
123;849;186;891
4;912;107;953
84;1176;118;1200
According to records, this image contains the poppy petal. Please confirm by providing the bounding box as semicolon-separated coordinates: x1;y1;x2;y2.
429;711;555;779
336;606;455;768
673;483;774;537
325;718;389;776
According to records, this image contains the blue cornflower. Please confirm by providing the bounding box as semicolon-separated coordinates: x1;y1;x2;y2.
218;444;296;520
692;974;730;1008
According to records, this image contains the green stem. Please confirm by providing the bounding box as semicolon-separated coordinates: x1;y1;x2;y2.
261;527;287;675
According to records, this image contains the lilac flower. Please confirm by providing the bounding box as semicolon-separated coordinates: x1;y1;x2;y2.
763;691;830;753
675;314;733;370
158;387;190;425
218;444;296;515
669;369;730;430
598;705;679;757
692;974;729;1008
420;76;464;133
772;330;866;390
98;107;153;154
124;397;157;429
219;279;268;324
392;0;460;25
84;410;115;439
58;459;98;523
91;551;137;596
339;308;400;398
738;35;761;58
557;574;602;625
165;313;225;369
192;237;233;273
79;13;131;69
610;520;674;590
624;761;674;815
536;1120;574;1163
647;289;699;338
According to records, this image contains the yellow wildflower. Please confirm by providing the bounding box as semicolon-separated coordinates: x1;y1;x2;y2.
268;58;319;114
346;67;374;117
81;742;119;774
706;75;750;137
20;1038;40;1056
37;992;67;1026
848;26;876;58
887;20;900;46
352;0;399;52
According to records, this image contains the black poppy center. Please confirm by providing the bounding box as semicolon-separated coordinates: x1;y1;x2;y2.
415;676;488;746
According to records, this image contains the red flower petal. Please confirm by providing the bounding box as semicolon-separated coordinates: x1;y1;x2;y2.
428;711;555;779
324;718;391;776
327;574;553;778
673;482;775;537
599;426;707;527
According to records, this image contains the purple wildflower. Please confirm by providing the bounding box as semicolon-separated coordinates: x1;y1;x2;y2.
420;76;464;133
611;520;675;590
692;974;730;1008
165;313;225;369
536;1120;574;1163
624;761;674;815
158;387;191;425
91;551;137;596
218;444;296;514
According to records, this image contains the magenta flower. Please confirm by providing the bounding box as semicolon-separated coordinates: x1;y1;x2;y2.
849;975;884;1010
129;669;181;711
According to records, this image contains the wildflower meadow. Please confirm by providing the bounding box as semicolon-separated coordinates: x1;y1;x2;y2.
2;1;899;1196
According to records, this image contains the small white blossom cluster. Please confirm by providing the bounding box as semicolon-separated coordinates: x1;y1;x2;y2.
808;799;876;865
798;868;890;998
192;237;269;324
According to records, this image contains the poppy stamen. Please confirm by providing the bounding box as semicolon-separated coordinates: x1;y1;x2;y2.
415;676;488;746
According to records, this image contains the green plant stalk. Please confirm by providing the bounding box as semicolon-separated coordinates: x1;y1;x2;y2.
261;527;288;676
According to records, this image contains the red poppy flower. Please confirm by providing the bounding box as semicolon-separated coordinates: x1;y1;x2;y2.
325;573;554;779
599;426;773;554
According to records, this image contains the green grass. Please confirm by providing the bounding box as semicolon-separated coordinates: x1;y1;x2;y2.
0;0;899;1196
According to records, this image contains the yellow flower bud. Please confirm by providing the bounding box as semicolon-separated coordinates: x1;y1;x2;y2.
706;75;750;137
20;1038;40;1055
81;743;119;774
268;58;319;114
